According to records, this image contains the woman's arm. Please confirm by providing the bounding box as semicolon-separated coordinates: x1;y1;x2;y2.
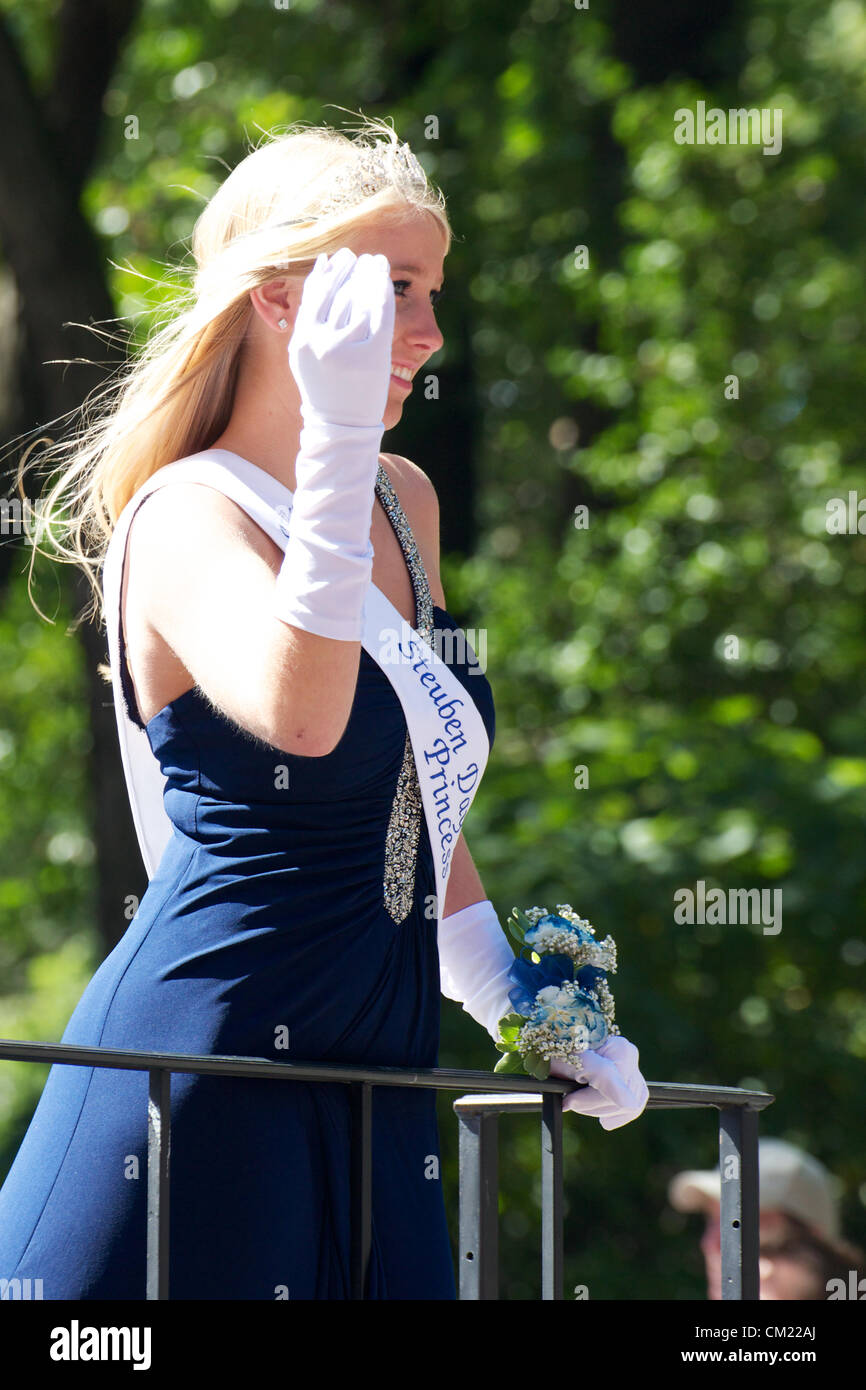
442;829;487;919
392;454;650;1126
126;483;365;758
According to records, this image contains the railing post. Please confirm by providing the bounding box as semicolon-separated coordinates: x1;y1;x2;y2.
456;1105;499;1299
719;1104;760;1300
349;1081;373;1299
541;1091;563;1300
146;1067;171;1301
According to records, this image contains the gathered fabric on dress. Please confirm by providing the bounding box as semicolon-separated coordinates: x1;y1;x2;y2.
0;463;495;1299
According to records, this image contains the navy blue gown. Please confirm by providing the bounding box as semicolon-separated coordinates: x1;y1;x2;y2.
0;478;495;1300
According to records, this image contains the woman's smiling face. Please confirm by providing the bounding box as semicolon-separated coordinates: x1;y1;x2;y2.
343;210;447;429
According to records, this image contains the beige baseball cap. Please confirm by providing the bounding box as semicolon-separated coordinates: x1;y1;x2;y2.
668;1138;840;1241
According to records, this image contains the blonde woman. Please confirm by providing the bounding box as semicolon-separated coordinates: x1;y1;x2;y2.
0;117;647;1299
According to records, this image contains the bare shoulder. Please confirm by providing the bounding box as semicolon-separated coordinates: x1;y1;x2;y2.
128;480;282;571
381;452;439;510
124;479;286;667
379;452;441;542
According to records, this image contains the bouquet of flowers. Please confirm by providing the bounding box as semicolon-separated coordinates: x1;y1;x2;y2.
494;905;619;1080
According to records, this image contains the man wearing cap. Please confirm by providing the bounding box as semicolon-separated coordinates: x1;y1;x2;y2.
668;1138;861;1299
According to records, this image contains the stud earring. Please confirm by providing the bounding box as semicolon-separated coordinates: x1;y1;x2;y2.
277;317;287;330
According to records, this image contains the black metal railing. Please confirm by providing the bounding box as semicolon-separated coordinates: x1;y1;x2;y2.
453;1082;771;1300
0;1038;773;1300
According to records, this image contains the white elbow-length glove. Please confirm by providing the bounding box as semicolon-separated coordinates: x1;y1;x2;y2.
273;246;395;642
438;898;517;1042
439;899;649;1130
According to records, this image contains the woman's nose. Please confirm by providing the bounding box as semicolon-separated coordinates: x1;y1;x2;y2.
404;302;443;355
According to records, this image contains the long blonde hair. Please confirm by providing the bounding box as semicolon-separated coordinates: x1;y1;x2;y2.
14;111;451;633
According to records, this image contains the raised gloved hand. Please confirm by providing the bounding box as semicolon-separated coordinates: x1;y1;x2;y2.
273;247;396;642
549;1036;649;1130
289;246;395;428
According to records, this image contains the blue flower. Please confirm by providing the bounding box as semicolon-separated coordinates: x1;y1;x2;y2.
576;964;608;992
525;984;609;1051
506;953;573;1017
522;911;617;972
525;913;596;950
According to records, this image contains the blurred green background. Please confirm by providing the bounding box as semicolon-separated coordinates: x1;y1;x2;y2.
1;0;864;1299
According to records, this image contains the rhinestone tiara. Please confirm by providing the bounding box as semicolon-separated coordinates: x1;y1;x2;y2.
266;137;431;233
323;136;429;213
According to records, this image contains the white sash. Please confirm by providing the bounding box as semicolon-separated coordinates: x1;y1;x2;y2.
102;449;490;915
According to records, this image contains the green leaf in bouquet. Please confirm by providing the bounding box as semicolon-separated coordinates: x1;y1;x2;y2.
505;910;529;946
493;1048;527;1074
522;1051;551;1081
497;1013;525;1040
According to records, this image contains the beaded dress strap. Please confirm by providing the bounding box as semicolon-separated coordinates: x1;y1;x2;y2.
373;462;434;924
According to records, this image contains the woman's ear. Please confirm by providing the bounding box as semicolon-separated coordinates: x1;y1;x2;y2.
249;277;296;333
